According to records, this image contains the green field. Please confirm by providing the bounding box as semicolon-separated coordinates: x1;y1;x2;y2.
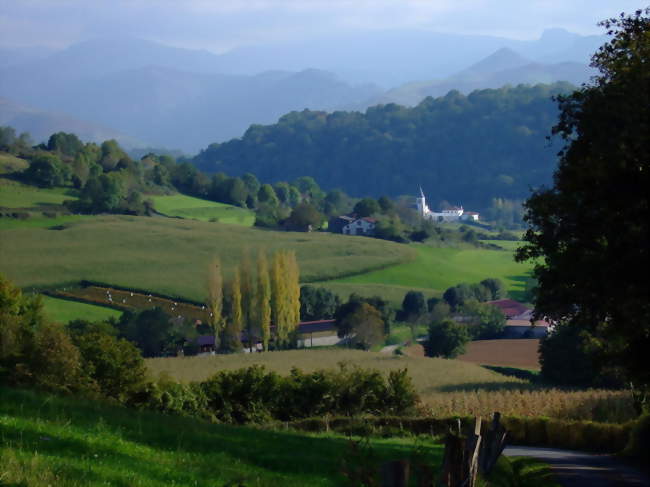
41;295;122;323
0;386;443;486
0;152;29;174
151;193;255;226
328;244;533;301
0;179;78;208
0;213;92;230
315;281;440;308
1;215;415;302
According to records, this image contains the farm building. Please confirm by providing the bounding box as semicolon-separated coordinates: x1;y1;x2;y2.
415;187;480;222
328;215;377;236
195;319;340;354
486;299;550;339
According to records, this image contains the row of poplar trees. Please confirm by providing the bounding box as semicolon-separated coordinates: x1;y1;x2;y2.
206;250;301;352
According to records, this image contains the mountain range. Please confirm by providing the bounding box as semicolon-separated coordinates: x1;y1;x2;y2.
0;29;604;152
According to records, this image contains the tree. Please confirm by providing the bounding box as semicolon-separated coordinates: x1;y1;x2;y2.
480;278;505;300
299;285;340;321
223;269;244;352
256;250;272;351
206;258;225;348
285;202;322;230
239;251;256;351
257;184;279;207
338;302;385;350
400;290;426;322
270;250;300;348
516;9;650;390
353;198;380;217
425;319;469;359
459;300;506;339
23;154;70;188
117;308;173;358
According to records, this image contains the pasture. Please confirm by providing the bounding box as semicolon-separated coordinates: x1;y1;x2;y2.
0;179;78;208
147;349;636;423
1;215;415;302
0;386;443;486
151;193;255;226
41;295;122;324
0;152;28;174
0;213;91;230
330;244;533;300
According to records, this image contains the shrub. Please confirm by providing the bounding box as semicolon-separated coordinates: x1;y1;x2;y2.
623;414;650;461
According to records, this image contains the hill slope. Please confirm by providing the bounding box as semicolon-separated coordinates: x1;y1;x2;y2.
192;83;571;208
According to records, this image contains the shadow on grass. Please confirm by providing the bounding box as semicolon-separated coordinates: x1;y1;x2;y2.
482;365;542;383
505;274;532;303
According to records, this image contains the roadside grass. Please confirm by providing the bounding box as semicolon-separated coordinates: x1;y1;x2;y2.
485;456;561;487
0;152;29;174
147;349;637;423
0;386;443;487
41;295;122;323
151;193;255;226
1;215;415;302
0;179;78;208
329;244;533;301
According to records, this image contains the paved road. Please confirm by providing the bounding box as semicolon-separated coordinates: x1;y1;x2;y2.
504;446;650;486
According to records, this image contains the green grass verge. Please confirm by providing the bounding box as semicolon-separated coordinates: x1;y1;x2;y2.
1;215;415;302
41;295;122;324
0;386;443;486
329;244;533;301
0;179;78;208
0;152;29;174
151;193;255;226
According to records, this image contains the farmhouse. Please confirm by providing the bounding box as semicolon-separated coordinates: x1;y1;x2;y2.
195;319;340;354
416;187;480;222
486;299;550;338
328;215;377;236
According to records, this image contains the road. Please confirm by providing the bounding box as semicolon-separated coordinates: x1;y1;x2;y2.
504;446;650;486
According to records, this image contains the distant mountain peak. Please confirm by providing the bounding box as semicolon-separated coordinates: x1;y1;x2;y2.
457;47;531;78
540;28;579;42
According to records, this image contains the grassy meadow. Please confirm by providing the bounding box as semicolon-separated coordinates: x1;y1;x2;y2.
0;386;443;486
151;193;255;226
329;244;533;301
1;215;415;302
147;349;637;423
0;179;78;208
0;152;29;174
41;295;122;323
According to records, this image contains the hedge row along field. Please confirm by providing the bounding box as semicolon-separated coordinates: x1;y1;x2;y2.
1;215;415;302
146;350;637;424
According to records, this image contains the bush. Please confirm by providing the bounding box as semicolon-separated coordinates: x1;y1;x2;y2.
623;414;650;461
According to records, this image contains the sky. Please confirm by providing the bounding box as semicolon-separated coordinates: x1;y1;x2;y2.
0;1;644;52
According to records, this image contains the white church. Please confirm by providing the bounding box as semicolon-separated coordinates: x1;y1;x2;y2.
416;187;480;222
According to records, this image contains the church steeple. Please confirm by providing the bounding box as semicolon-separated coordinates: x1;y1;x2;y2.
416;186;429;217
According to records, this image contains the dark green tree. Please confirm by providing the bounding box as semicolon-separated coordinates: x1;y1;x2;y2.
400;290;426;322
22;154;71;188
353;198;380;217
424;319;469;359
516;9;650;390
299;285;341;321
285;202;322;230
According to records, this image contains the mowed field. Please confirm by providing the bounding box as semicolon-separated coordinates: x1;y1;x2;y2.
147;349;636;422
1;215;415;302
42;295;122;323
330;244;533;300
457;339;541;370
151;194;255;226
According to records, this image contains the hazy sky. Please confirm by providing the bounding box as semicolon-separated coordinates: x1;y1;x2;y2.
0;1;643;51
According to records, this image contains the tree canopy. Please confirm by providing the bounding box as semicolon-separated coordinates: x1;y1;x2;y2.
516;9;650;388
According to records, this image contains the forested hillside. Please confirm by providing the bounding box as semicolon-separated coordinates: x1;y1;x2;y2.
192;83;571;210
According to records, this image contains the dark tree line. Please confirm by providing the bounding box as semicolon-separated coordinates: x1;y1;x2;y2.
192;83;573;210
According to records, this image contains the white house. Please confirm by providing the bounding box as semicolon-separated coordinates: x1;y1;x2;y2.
416;187;479;222
342;216;377;235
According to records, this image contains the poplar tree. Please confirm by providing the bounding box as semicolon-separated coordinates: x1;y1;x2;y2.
206;257;224;348
223;268;243;352
239;250;255;352
286;250;301;335
270;251;288;348
256;250;272;351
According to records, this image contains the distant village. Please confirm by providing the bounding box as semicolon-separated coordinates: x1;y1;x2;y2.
329;188;480;236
